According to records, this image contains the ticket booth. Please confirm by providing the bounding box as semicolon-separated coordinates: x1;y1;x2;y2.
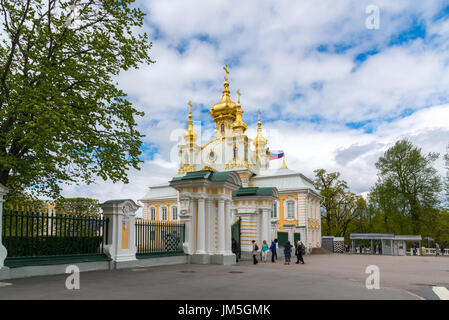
350;233;422;256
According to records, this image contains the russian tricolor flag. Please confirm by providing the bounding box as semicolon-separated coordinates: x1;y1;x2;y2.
269;150;284;160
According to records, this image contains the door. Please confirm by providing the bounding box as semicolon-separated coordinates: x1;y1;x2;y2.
277;231;288;248
231;218;241;259
294;233;301;244
382;239;392;255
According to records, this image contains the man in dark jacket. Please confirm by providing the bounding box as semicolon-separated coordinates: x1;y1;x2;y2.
295;241;305;264
232;238;239;262
270;239;278;263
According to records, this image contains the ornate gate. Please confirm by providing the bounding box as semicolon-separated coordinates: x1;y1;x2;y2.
231;217;241;259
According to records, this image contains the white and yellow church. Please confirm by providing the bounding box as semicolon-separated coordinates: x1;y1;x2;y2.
139;67;322;264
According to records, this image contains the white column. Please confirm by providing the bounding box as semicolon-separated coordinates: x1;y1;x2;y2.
0;183;9;269
206;199;215;254
179;197;194;255
261;208;269;244
196;197;206;254
224;200;232;255
99;199;139;263
217;199;225;254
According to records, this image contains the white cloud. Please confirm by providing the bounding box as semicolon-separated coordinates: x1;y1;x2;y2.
58;1;449;202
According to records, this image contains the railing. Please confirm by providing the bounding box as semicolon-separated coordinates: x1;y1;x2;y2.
414;248;449;256
1;209;109;267
135;219;185;258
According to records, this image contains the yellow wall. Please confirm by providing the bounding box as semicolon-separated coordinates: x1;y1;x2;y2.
277;193;298;231
277;193;321;232
143;200;177;221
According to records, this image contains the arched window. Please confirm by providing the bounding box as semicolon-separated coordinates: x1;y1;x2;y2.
150;207;156;220
221;123;225;132
233;146;238;158
161;207;168;221
172;207;178;220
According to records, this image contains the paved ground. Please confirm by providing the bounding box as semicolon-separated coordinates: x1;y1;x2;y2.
0;254;448;300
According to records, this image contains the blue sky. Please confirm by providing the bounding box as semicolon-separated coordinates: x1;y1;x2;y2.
62;0;449;203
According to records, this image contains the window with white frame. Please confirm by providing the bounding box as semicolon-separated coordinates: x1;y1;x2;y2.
150;207;156;220
271;202;277;218
287;201;295;219
161;207;168;220
172;206;178;220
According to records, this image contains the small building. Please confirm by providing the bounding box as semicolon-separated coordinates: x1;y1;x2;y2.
321;236;345;253
349;233;422;256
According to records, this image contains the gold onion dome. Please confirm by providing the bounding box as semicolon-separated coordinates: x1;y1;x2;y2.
210;65;237;122
183;101;198;143
232;89;248;132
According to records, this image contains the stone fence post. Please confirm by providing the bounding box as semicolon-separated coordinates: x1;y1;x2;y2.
0;183;9;269
100;199;140;263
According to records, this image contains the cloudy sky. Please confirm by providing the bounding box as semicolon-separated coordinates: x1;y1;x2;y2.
62;0;449;206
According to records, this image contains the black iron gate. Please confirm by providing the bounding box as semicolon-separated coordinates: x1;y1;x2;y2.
231;217;241;259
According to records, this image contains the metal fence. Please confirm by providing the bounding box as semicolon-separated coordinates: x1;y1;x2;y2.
1;209;109;267
135;219;185;258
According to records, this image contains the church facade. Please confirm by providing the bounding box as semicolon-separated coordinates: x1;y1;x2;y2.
139;67;322;262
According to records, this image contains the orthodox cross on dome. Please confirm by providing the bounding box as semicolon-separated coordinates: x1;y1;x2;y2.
188;100;192;113
223;64;229;81
236;89;241;104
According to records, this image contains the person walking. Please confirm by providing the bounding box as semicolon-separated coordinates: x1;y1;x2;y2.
252;240;259;264
270;239;278;263
261;240;269;262
295;241;305;264
284;240;293;265
232;238;239;262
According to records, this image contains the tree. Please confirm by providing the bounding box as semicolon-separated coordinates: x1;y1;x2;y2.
444;143;449;206
371;139;441;234
54;197;100;214
313;169;366;237
0;0;153;198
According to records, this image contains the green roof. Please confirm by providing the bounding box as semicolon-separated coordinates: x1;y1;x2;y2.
170;170;233;183
232;187;276;197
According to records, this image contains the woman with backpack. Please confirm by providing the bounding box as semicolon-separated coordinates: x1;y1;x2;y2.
284;240;293;265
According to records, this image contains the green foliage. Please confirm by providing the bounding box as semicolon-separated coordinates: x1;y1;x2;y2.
314;169;366;237
371;139;441;234
0;0;154;198
54;197;100;214
444;144;449;206
4;192;49;211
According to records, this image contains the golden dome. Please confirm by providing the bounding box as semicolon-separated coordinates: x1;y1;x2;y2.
210;65;237;122
232;89;247;132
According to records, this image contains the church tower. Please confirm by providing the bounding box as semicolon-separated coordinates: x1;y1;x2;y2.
253;109;270;171
177;65;270;176
178;101;200;174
